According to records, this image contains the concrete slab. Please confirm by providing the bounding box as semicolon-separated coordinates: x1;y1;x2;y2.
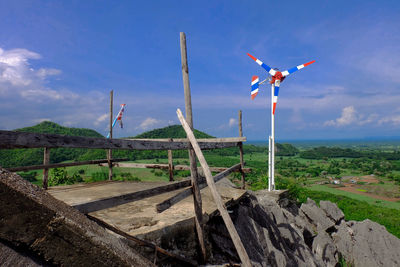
48;178;246;238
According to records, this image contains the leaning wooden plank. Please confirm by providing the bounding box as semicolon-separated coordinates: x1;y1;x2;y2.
177;108;252;267
86;214;197;266
156;163;242;213
0;130;244;150
73;179;192;213
7;158;129;172
100;162;252;173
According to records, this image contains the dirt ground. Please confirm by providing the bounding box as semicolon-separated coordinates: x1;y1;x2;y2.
336;175;400;202
337;185;400;202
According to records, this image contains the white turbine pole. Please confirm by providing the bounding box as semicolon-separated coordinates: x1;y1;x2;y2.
271;83;275;190
268;135;272;191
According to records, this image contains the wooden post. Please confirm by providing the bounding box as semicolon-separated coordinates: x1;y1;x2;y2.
177;108;252;267
168;138;174;181
238;110;245;189
108;90;113;181
180;32;207;262
42;147;50;189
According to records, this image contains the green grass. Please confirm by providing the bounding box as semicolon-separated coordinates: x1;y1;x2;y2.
297;188;400;239
309;184;400;210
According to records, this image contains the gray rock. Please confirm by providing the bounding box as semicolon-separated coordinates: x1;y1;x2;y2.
0;168;153;266
312;231;338;267
333;219;400;267
320;200;344;223
300;198;335;232
208;192;324;267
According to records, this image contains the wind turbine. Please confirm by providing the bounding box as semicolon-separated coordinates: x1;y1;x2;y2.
247;53;315;191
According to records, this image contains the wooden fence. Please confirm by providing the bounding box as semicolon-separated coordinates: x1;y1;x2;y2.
0;130;248;188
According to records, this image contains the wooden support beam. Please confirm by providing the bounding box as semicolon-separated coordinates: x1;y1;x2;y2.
168;139;174;181
42;147;50;190
73;179;192;214
0;130;245;150
238;110;246;189
108;90;113;181
177;108;252;267
102;162;252;173
127;137;246;142
86;214;197;266
156;163;242;213
180;31;206;262
7;158;129;172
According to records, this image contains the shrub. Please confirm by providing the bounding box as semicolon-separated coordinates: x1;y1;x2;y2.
49;168;83;186
18;171;38;182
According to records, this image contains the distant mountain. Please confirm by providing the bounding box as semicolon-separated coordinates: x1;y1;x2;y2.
132;125;214;139
16;121;103;138
0;121;104;168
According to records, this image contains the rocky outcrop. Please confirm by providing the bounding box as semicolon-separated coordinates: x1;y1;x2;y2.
207;191;400;267
0;168;153;266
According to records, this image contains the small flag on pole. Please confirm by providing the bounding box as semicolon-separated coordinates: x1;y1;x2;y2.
107;104;126;138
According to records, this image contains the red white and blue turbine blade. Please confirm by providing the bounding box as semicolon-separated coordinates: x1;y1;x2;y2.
247;53;277;76
281;60;316;77
251;75;259;100
272;80;280;115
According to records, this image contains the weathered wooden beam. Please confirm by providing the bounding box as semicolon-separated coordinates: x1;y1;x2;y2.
126;137;246;143
73;179;192;214
42;147;50;190
168;139;174;181
180;31;206;262
156;163;242;213
177;108;252;267
100;162;251;173
238;110;246;189
0;130;245;150
108;90;113;181
86;214;197;266
7;158;129;172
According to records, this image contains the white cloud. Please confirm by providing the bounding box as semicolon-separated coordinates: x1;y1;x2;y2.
0;47;63;99
137;117;163;130
324;106;379;127
378;115;400;126
94;113;108;126
324;106;358;126
36;68;62;79
228;118;237;127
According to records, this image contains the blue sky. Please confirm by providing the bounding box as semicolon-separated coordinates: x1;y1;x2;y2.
0;0;399;140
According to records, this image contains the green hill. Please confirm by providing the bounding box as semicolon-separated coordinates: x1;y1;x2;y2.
15;121;104;138
131;125;213;139
0;121;104;168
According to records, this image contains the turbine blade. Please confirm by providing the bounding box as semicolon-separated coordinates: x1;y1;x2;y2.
251;75;259;100
281;60;316;77
247;53;277;76
273;81;280;115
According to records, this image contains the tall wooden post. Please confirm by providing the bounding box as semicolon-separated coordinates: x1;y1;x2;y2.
108;90;113;181
168;138;174;181
180;32;207;262
238;110;245;189
177;109;252;267
42;147;50;189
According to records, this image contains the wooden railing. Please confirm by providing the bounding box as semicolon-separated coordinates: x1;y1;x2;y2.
1;130;248;189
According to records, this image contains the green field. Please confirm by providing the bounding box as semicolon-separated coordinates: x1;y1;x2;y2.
308;184;400;210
